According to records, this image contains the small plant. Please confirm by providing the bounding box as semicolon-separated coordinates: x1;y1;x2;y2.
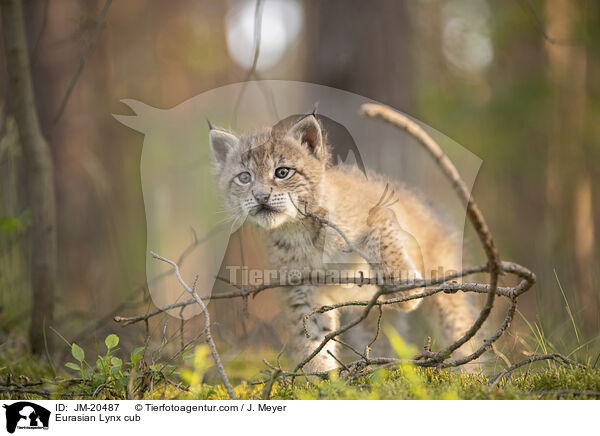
63;333;187;398
65;334;131;397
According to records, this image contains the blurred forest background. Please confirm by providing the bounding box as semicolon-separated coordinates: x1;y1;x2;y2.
0;0;598;368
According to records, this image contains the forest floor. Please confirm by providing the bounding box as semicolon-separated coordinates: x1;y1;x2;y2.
1;341;599;400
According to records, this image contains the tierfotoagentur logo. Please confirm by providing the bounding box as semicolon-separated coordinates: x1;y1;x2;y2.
2;402;50;433
113;81;482;320
225;266;460;287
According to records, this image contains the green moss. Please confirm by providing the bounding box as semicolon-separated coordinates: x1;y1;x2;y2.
3;340;600;400
177;364;600;400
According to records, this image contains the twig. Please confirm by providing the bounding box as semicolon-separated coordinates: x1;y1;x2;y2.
294;288;383;372
332;338;365;359
327;350;350;372
430;262;535;368
487;353;584;385
179;305;186;355
150;251;237;400
232;0;264;127
366;305;382;359
117;104;542;380
0;387;50;398
115;264;489;326
288;193;376;267
117;277;504;327
31;0;50;66
360;103;501;363
423;336;432;354
105;226;221;329
261;368;281;400
119;246;535;377
51;0;112;131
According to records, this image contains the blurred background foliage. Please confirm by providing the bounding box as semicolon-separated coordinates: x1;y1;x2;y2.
0;0;598;370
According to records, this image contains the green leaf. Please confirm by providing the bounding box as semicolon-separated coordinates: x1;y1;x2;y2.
81;368;94;380
111;357;122;367
104;334;119;350
65;362;80;371
130;348;144;366
130;348;145;366
71;343;85;362
96;357;105;371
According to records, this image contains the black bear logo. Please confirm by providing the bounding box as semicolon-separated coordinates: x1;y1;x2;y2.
3;402;50;433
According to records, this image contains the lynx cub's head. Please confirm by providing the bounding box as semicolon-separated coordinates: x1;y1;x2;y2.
209;115;331;229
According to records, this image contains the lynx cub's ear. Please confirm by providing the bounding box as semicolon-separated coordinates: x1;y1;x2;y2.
287;115;324;158
209;128;239;168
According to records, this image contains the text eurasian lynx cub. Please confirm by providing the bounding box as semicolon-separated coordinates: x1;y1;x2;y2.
210;114;475;372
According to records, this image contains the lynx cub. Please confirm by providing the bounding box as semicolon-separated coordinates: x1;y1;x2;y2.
209;115;475;372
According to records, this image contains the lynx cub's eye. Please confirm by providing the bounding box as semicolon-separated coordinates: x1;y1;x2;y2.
234;171;252;185
274;167;294;180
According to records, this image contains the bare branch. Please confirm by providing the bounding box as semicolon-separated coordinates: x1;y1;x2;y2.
149;251;237;400
288;193;377;267
232;0;280;126
0;387;50;398
114;264;492;326
261;368;281;400
115;104;547;384
366;306;383;358
360;103;501;362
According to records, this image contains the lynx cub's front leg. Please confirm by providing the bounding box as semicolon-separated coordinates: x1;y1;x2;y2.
283;285;340;372
365;186;424;311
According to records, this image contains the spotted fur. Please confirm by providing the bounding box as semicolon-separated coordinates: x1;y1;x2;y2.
210;115;476;372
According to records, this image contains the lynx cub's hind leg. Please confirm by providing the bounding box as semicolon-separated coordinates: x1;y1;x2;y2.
365;185;424;311
283;285;340;372
427;292;478;359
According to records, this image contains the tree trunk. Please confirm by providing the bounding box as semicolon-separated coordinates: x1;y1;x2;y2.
303;0;414;110
1;0;57;354
544;0;597;332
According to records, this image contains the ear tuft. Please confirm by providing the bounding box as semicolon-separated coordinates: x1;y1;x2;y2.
209;129;239;168
286;115;323;157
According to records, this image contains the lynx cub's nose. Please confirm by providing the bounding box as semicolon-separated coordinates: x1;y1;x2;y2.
253;191;271;204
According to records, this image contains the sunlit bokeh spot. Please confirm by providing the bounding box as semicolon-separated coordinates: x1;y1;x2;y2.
442;0;494;75
225;0;303;72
